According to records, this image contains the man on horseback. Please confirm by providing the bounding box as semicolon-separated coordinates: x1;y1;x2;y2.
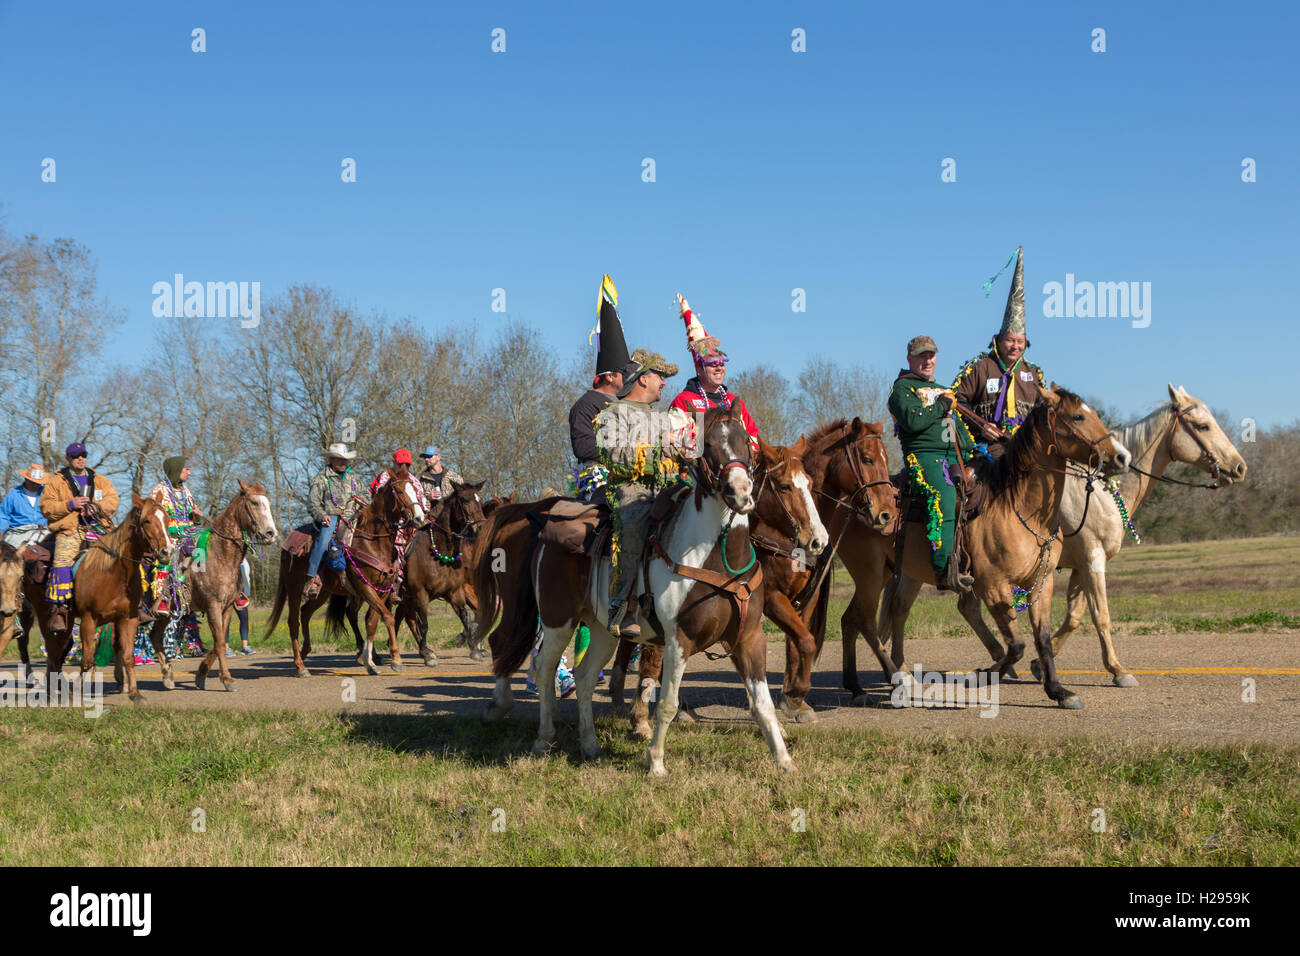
952;247;1048;449
305;443;369;600
569;274;630;501
148;455;204;616
40;441;119;633
417;446;464;514
889;335;977;594
668;294;759;447
0;465;50;552
595;347;693;638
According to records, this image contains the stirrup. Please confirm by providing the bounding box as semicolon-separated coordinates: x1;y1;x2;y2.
304;575;323;601
607;601;626;635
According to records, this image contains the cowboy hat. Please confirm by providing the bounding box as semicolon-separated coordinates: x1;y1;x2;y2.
18;464;49;485
323;443;357;461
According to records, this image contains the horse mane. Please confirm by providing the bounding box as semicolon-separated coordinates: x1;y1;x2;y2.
1;541;19;563
801;418;849;475
983;389;1083;498
1120;403;1177;460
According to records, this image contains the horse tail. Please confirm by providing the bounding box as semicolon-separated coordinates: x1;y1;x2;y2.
324;594;350;640
808;564;833;660
262;551;290;640
475;499;559;679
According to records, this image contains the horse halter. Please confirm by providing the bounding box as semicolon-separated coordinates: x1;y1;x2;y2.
752;454;808;543
1172;404;1225;484
1044;404;1114;475
810;424;893;523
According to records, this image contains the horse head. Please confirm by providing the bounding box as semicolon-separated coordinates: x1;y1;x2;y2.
1166;384;1247;486
235;479;279;544
1041;385;1131;476
0;543;21;619
385;465;426;527
449;479;487;541
755;436;828;556
133;492;175;560
805;418;896;532
698;403;756;514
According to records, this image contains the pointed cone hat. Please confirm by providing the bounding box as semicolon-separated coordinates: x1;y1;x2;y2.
676;293;727;365
996;246;1027;339
594;274;631;376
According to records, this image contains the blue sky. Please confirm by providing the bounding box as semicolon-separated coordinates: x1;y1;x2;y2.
2;0;1296;426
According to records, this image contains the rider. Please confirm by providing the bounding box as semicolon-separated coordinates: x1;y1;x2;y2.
889;335;976;594
569;274;629;500
305;443;369;600
40;441;120;633
595;347;694;638
0;464;49;552
951;247;1047;450
369;449;430;600
148;455;204;616
417;446;464;516
667;294;759;448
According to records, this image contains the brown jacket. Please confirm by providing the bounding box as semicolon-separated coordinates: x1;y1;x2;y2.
40;467;120;533
951;349;1046;434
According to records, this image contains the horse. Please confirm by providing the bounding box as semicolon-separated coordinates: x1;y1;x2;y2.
146;480;278;692
477;404;822;775
876;386;1131;708
0;543;23;666
607;433;835;737
264;465;425;676
16;494;174;701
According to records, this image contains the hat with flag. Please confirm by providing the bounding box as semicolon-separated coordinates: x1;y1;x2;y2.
993;246;1029;344
592;274;631;379
676;293;727;367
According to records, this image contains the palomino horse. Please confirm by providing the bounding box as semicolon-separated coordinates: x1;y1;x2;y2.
478;404;814;774
352;478;489;666
24;494;174;701
608;434;833;737
147;480;278;692
876;387;1131;708
265;466;425;676
0;544;22;665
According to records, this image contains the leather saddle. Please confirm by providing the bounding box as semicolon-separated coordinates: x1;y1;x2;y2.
892;461;989;525
529;499;610;557
283;521;355;558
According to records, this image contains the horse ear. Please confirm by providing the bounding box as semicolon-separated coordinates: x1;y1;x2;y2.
790;434;808;457
851;416;868;437
756;436;778;465
1041;386;1060;406
867;421;884;435
132;491;146;507
471;480;486;491
237;478;250;494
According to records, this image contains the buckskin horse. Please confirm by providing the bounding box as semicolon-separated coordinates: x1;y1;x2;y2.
265;466;425;676
874;387;1130;709
147;480;278;692
884;383;1246;690
476;404;821;775
17;494;174;701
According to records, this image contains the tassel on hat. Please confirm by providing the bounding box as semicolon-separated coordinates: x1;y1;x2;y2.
593;274;631;377
676;293;727;365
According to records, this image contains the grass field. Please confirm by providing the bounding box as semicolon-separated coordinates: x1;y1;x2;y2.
1;708;1296;866
2;535;1296;866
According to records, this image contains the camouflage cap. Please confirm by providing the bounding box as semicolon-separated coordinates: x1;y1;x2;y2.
617;347;680;398
907;335;938;356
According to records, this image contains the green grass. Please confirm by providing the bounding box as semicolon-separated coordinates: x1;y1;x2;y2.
1;708;1295;866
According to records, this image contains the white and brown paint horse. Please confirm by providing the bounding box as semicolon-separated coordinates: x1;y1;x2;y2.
477;404;818;774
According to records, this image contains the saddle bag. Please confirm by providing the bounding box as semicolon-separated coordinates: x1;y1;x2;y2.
531;499;608;556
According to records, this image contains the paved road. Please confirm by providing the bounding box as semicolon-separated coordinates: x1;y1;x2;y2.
11;628;1296;747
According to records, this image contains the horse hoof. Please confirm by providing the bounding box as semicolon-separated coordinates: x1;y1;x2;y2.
850;692;870;708
647;763;668;779
631;720;652;740
531;738;552;756
581;744;604;760
389;661;404;674
1030;659;1043;682
364;663;380;677
421;651;438;667
777;757;795;774
1057;695;1084;710
674;707;698;725
130;693;145;704
1005;666;1020;681
223;681;237;692
195;676;206;692
469;647;486;662
296;668;311;678
355;653;365;666
1113;673;1139;688
482;705;505;724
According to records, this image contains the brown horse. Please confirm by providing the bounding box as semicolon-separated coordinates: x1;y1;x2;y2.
0;543;23;666
20;494;174;701
876;387;1130;708
265;465;425;676
478;404;817;774
147;480;278;692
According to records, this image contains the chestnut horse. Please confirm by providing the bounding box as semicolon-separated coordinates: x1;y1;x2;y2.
478;404;816;774
265;466;425;676
876;387;1130;708
147;480;278;692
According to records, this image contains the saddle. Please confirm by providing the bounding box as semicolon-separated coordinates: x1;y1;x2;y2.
21;541;52;585
529;499;609;557
891;461;989;526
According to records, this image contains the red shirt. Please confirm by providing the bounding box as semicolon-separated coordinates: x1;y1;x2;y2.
669;379;759;446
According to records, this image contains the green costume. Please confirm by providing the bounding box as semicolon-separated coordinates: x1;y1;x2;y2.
888;370;976;575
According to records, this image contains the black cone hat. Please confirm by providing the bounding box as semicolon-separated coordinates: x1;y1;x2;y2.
595;274;631;376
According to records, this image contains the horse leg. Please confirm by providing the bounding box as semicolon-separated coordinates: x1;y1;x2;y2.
630;642;662;740
482;675;516;723
646;632;688;777
981;602;1027;680
1080;566;1134;688
734;630;794;772
839;595;864;701
772;595;818;723
382;604;404;674
1026;578;1081;709
846;573;904;702
360;603;381;676
531;624;568;755
956;590;1016;678
211;605;237;690
147;616;175;690
115;617;145;704
607;637;635;713
353;603;371;666
574;622;617;759
455;600;483;661
415;605;438;667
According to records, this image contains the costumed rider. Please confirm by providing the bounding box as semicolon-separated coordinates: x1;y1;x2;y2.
40;442;120;633
568;273;630;502
148;455;204;616
889;336;977;594
595;347;696;639
0;464;50;552
370;448;430;599
668;293;759;447
952;246;1047;452
305;443;370;600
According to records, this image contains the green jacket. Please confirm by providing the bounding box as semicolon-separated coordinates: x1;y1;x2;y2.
888;370;976;457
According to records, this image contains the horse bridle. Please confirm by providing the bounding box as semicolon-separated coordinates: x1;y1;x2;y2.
809;424;893;523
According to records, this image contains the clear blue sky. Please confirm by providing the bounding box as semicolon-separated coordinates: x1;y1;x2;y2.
2;1;1296;426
